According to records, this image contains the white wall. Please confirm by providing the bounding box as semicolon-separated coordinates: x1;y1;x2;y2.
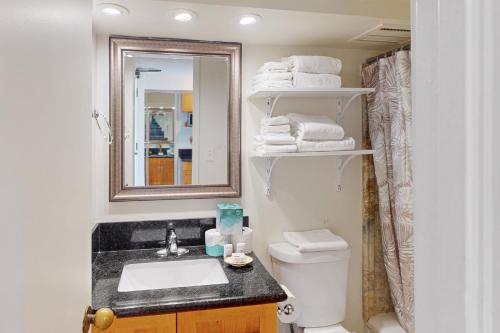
193;57;229;185
414;0;500;332
0;1;92;332
493;2;500;326
93;40;377;332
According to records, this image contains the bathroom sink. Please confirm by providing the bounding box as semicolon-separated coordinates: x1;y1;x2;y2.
118;258;229;292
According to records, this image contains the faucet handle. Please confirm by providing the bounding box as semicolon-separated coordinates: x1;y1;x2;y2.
167;222;175;231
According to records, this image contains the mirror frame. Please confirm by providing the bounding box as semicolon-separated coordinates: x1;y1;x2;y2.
109;36;241;201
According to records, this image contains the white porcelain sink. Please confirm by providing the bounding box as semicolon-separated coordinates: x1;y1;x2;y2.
118;258;229;292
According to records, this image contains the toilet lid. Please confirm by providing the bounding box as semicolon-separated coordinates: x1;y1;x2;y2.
283;229;349;253
303;324;351;333
269;242;351;264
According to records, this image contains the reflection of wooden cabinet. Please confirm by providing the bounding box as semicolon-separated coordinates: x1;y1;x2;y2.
177;304;277;333
93;304;276;333
148;157;174;185
181;93;193;113
182;161;192;185
93;313;176;333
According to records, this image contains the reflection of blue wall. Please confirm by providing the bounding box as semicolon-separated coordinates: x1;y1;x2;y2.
175;109;192;148
177;127;192;148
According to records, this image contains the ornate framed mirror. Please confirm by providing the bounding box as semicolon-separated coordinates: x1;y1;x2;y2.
109;36;241;201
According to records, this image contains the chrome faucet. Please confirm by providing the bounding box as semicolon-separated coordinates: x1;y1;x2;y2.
166;223;178;255
157;223;189;257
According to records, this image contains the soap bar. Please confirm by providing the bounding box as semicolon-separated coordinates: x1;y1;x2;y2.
216;203;243;236
231;252;246;264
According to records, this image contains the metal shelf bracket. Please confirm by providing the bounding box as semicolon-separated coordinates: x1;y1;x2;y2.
265;96;281;118
336;94;364;125
264;156;282;197
335;155;359;192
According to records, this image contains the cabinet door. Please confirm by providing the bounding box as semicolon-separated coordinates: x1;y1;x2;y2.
93;313;176;333
148;158;174;185
177;304;277;333
165;158;175;185
182;161;192;185
148;158;165;185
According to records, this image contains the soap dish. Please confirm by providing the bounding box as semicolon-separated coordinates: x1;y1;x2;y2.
224;255;253;267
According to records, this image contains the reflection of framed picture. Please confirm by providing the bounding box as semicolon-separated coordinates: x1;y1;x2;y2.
145;108;174;143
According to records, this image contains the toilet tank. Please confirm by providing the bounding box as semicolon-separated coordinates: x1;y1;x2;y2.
269;242;351;328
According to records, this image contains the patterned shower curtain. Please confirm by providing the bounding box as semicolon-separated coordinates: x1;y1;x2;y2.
361;51;414;333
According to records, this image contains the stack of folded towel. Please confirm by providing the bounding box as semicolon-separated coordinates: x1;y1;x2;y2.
254;113;355;153
252;56;343;92
285;55;343;89
287;113;355;152
254;116;297;153
252;62;293;92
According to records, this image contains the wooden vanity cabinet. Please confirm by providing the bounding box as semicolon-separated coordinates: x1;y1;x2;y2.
148;157;174;185
93;303;277;333
177;303;277;333
93;313;176;333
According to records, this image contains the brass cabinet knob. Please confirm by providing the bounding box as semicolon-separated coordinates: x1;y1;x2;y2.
94;308;114;330
82;306;114;333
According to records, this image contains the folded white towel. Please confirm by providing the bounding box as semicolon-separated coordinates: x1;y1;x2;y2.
252;79;293;88
283;229;349;252
255;144;297;154
288;113;344;141
293;72;342;89
254;134;296;145
252;81;294;93
296;137;355;152
261;116;289;126
254;72;293;83
286;56;342;75
260;124;291;134
258;62;290;73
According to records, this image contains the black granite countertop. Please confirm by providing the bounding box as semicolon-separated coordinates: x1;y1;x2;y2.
92;246;287;317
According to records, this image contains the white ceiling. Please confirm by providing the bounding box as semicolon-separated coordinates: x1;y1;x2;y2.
159;0;410;20
93;0;410;49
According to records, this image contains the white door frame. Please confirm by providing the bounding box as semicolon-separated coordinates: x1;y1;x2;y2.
413;0;498;332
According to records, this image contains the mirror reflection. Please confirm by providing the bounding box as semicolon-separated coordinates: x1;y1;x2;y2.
122;52;229;187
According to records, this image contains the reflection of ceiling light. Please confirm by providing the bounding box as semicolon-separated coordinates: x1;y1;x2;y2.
97;3;130;16
126;54;133;58
174;9;196;22
239;14;261;26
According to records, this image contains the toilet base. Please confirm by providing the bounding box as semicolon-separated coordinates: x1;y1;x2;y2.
365;312;406;333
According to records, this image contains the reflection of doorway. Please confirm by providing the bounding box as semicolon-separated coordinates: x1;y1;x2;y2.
143;92;175;186
134;89;193;186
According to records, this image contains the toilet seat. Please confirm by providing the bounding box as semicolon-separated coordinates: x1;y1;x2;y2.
302;324;351;333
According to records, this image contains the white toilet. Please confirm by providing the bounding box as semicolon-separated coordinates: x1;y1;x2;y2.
269;230;352;333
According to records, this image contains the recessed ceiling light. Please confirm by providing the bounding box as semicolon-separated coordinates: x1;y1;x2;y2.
239;14;261;26
97;3;129;16
173;9;197;22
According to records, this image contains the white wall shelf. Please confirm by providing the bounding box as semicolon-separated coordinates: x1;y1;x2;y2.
252;149;374;197
249;88;375;119
250;87;375;197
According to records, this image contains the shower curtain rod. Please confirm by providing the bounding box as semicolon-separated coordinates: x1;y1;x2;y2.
364;43;411;66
